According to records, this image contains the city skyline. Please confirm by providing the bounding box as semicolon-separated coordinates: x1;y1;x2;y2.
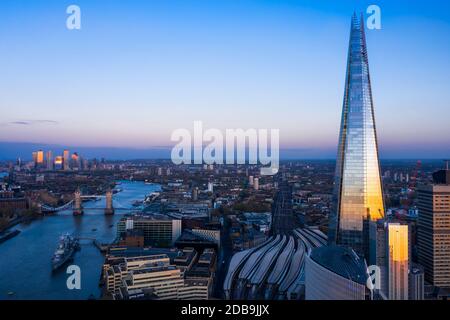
1;0;450;159
2;0;450;307
2;142;450;162
1;1;450;305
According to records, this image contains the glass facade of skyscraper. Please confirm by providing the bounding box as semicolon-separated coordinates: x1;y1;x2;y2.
329;14;385;256
387;223;409;300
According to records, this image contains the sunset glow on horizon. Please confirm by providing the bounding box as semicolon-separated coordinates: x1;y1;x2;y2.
1;0;450;159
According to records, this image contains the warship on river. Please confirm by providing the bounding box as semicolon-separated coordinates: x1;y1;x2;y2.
51;234;79;271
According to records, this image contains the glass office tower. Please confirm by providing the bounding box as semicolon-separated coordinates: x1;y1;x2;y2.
329;14;385;256
387;223;409;300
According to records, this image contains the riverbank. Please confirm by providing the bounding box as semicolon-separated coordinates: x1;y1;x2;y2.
0;229;21;244
0;180;161;300
0;215;37;233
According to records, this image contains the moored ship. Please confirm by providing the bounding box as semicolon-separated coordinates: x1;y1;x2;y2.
51;234;79;271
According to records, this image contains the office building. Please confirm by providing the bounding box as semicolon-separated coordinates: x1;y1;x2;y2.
329;14;385;256
32;152;37;166
369;219;388;297
63;149;70;170
118;229;145;247
173;247;197;276
36;150;44;166
417;168;450;288
32;150;44;168
105;252;210;300
108;254;184;300
387;223;409;300
117;215;182;247
370;220;410;300
46;150;53;170
178;279;210;300
409;263;425;300
71;152;80;170
54;156;63;170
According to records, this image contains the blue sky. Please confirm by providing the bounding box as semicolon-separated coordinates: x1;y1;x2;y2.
1;0;450;159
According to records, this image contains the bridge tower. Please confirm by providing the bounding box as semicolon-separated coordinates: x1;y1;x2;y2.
73;188;84;216
104;189;114;215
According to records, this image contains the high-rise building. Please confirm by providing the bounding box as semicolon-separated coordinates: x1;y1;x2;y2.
32;150;44;168
54;156;63;170
329;14;385;256
387;223;409;300
15;157;22;172
417;168;450;288
36;150;44;166
369;219;388;297
253;177;259;191
71;152;80;170
409;263;425;300
370;220;410;300
32;152;37;167
82;158;89;171
63;149;70;171
46;150;53;171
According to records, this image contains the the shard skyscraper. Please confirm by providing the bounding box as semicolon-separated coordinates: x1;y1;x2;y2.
329;13;385;256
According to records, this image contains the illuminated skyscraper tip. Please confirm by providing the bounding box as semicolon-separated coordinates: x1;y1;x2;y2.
329;14;385;256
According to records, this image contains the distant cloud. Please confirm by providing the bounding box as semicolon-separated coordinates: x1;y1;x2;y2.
1;119;59;126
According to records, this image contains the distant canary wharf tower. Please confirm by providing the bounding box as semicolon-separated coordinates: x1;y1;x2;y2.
329;14;385;256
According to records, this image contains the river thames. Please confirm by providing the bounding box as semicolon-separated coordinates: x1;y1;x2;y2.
0;180;160;300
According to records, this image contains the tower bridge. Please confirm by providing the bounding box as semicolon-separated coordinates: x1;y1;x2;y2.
41;189;117;216
73;189;115;216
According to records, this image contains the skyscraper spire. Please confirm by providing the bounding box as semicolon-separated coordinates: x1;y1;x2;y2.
329;14;385;256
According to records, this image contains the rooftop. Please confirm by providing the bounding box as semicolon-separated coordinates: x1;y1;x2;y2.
121;213;178;221
107;247;182;261
309;245;368;285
